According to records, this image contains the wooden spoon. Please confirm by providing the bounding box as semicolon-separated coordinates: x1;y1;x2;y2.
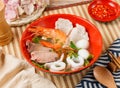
93;66;117;88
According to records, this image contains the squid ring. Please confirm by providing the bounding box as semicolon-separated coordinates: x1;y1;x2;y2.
66;56;84;68
49;62;66;72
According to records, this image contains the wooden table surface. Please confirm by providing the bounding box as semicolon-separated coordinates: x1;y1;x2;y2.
1;0;120;88
49;0;92;8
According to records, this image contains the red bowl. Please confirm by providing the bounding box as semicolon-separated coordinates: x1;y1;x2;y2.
20;14;103;75
88;0;120;22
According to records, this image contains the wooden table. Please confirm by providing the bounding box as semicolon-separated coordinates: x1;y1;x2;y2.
1;0;120;88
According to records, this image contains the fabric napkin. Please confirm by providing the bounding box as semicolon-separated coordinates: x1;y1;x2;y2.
76;38;120;88
0;49;56;88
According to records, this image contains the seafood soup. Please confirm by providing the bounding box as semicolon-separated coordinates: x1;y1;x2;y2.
20;14;102;74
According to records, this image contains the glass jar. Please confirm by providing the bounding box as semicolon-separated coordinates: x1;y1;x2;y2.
0;1;13;46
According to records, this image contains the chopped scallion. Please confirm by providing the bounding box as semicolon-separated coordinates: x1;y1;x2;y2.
70;41;78;50
32;36;41;43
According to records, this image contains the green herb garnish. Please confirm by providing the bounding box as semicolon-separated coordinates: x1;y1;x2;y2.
87;54;94;60
55;39;60;43
46;38;52;42
31;60;48;70
32;36;41;43
84;54;94;66
70;41;78;50
84;59;90;66
68;50;78;58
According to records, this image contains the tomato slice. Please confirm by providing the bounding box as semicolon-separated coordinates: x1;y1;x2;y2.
88;0;120;22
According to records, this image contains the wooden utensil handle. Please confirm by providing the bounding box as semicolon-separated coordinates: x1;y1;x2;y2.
106;50;120;68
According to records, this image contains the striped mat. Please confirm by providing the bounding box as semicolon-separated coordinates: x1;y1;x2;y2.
2;0;120;88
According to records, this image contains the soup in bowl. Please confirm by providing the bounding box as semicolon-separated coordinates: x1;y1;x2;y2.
20;14;102;75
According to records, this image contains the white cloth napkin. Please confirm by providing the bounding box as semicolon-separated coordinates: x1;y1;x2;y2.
0;50;56;88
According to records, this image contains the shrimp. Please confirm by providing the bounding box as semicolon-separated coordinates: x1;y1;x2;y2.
28;26;67;50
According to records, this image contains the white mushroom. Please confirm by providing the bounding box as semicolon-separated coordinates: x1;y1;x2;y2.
78;49;90;59
66;56;84;68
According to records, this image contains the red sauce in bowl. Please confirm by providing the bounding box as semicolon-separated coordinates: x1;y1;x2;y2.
88;0;120;22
